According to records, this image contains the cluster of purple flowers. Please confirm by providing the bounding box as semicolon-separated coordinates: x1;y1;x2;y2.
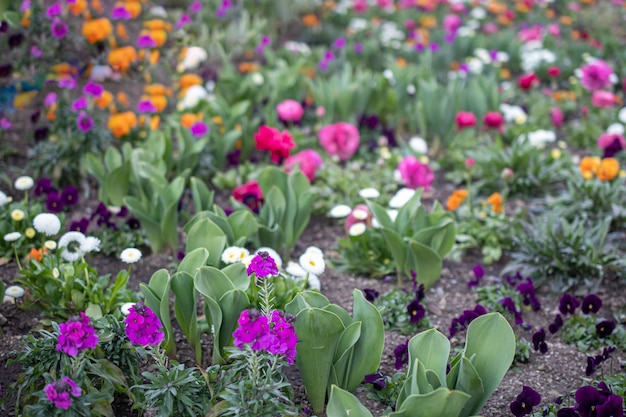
45;377;82;410
557;293;616;339
34;177;79;213
70;202;140;234
585;347;615;377
246;252;279;279
124;302;164;346
56;313;98;356
232;309;298;364
557;382;624;417
448;304;488;337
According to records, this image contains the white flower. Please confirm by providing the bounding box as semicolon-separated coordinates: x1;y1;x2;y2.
177;46;207;72
305;246;324;258
500;103;527;124
88;65;114;82
382;69;394;81
470;7;486;19
44;240;57;251
307;274;321;291
285;261;306;277
329;204;352;218
352;209;369;220
299;251;325;275
348;223;366;236
81;236;101;253
348;18;368;32
58;231;86;262
406;84;416;95
52;267;60;278
607;123;625;135
389;188;416;209
466;57;483;74
14;176;34;191
149;5;167;17
0;191;8;207
518;130;556;149
408;136;428;155
241;254;255;268
4;232;21;242
618;107;626;124
283;41;311;55
474;48;491;64
120;302;135;315
5;285;25;298
251;73;264;85
178;85;208;110
359;188;380;199
33;213;61;236
256;247;282;270
221;246;249;264
120;248;142;264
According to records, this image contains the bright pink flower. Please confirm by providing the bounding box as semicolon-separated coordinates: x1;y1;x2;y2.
232;179;264;213
276;99;304;123
283;149;323;182
190;121;209;137
45;377;81;410
465;157;475;170
518;73;539;90
450;2;466;13
51;17;68;39
547;23;560;37
246;251;279;277
551;107;564;128
77;112;94;133
398;156;434;191
591;90;615;108
124;302;164;346
56;313;98;356
254;125;295;163
597;132;626;150
580;60;614;91
547;66;561;77
318;122;360;161
345;204;371;232
443;14;462;34
352;0;368;13
455;111;477;130
518;25;542;42
483;112;505;132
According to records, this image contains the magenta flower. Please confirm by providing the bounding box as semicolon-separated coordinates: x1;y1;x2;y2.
175;14;191;29
580;59;614;91
283;149;323;182
137;34;157;48
44;92;58;107
58;77;76;90
51;17;68;39
72;96;88;112
137;99;157;113
20;0;31;12
83;81;103;98
397;155;434;191
332;37;346;49
112;6;132;19
318;122;360;161
45;377;82;410
190;121;209;137
56;313;98;356
189;0;202;12
276;99;304;123
124;302;164;346
246;251;279;278
0;117;11;130
76;112;94;133
591;90;615;108
30;46;43;57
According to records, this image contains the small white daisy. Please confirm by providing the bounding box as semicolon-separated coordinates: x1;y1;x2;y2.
14;176;34;191
4;232;21;242
33;213;62;236
618;107;626;124
221;246;248;264
241;254;255;268
0;191;8;207
304;246;324;258
285;261;306;278
44;240;57;251
352;209;369;221
5;285;25;298
348;223;366;236
299;251;325;275
329;204;352;218
307;274;321;291
358;188;380;199
389;188;416;209
58;231;86;262
120;248;142;264
81;236;101;253
256;247;282;270
408;136;428;155
120;302;136;316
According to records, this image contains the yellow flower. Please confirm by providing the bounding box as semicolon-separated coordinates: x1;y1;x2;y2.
596;158;620;181
11;209;25;221
551;149;562;159
25;227;36;238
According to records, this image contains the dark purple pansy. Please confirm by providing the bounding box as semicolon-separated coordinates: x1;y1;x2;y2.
559;293;580;315
364;372;386;391
126;217;141;229
595;394;624;417
393;340;409;370
363;288;379;303
580;294;602;314
46;192;64;213
575;385;610;417
556;409;580;417
407;299;425;324
499;297;523;325
34;177;54;197
516;278;541;311
61;186;79;206
509;386;541;417
585;356;597;376
548;314;564;334
595;320;616;338
532;328;548;354
69;218;90;233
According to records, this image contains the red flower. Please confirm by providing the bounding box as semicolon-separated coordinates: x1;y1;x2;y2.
483;111;505;132
518;73;539;90
232;179;264;213
455;111;477;130
254;125;295;163
547;66;561;77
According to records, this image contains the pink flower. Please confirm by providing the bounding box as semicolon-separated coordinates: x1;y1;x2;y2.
455;111;477;130
77;112;94;133
551;107;564;128
352;0;368;13
345;204;371;232
283;149;323;182
518;73;539;90
276;99;304;123
51;17;68;39
56;313;98;356
465;157;475;170
483;112;505;132
0;117;11;130
547;23;560;37
190;121;209;137
597;132;625;151
124;302;164;346
580;60;614;91
45;92;58;107
45;377;81;410
518;25;542;42
591;90;615;108
232;179;264;213
30;46;42;57
398;156;434;191
46;3;63;18
443;14;462;34
318;122;360;161
254;125;295;163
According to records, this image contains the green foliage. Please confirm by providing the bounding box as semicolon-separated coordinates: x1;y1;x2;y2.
504;215;626;291
373;287;430;335
332;226;395;278
366;190;456;287
561;314;626;352
285;290;385;415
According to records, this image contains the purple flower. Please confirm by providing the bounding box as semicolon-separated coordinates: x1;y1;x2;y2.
20;0;31;12
510;386;541;417
548;314;563;334
45;377;82;410
393;340;409;369
112;6;132;19
30;46;43;57
531;328;548;354
46;3;63;18
232;309;298;363
430;42;440;52
58;77;76;90
516;278;540;311
190;121;209;137
449;305;488;337
70;218;90;233
124;302;164;346
137;34;157;48
0;117;11;130
44;92;58;107
595;320;616;338
256;36;271;54
72;97;88;112
34;177;55;196
46;192;64;213
83;81;103;98
499;297;523;325
468;264;484;288
585;356;597;376
61;186;79;206
56;313;98;356
332;37;346;49
51;17;68;39
575;386;610;417
580;294;602;314
76;112;94;133
363;288;379;302
175;14;191;29
407;298;425;324
354;42;363;53
364;372;386;390
137;99;157;113
556;409;580;417
559;293;580;315
189;0;202;12
126;217;141;229
246;251;279;278
596;394;624;417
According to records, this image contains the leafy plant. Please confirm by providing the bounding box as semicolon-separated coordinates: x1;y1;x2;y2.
285;289;385;415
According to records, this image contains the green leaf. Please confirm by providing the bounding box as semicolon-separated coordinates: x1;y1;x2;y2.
367;201;395;230
407;240;442;288
85;303;103;320
190;177;215;213
178;248;209;277
407;328;450;389
186;218;228;267
226;210;258;242
390;387;471;417
330;321;362;389
194;266;236;301
327;385;373;417
171;271;200;362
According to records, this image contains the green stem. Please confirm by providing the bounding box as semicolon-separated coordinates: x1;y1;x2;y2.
13;245;22;270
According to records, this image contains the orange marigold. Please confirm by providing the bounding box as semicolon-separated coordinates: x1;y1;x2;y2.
579;156;601;180
114;1;141;18
82;18;113;44
28;247;46;262
143;19;171;31
596;158;619;181
94;90;113;109
179;74;203;91
302;14;320;27
108;46;137;72
446;190;469;211
181;113;199;129
487;192;503;213
68;0;88;15
108;112;138;138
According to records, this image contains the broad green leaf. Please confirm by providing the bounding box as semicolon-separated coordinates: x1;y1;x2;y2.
455;357;485;417
218;289;250;359
330;321;361;389
327;385;373;417
380;228;407;273
194;266;235;301
227;210;258;241
366;201;395;230
407;240;442;288
221;262;249;290
186;218;228;267
407;328;450;388
190;177;215;213
104;147;123;171
390;388;471;417
178;248;209;277
394;189;424;236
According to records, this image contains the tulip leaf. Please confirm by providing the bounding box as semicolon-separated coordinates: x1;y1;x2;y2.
390;387;471;417
177;248;209;277
186;218;228;267
455;357;485;417
394;189;423;236
366;201;395;230
221;262;249;291
327;385;373;417
171;271;201;363
227;210;258;242
407;240;442;288
407;328;450;388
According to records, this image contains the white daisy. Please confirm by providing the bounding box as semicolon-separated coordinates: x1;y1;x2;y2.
389;188;416;209
14;176;34;191
45;240;57;251
348;223;366;236
33;213;61;236
81;236;101;253
120;302;136;316
285;261;306;277
58;231;86;262
304;246;324;258
618;107;626;124
329;204;352;218
5;285;25;298
607;123;624;135
4;232;21;242
307;274;321;291
0;191;8;207
359;188;380;199
409;136;428;155
120;248;142;264
299;251;325;275
255;247;282;269
221;246;248;264
241;254;255;268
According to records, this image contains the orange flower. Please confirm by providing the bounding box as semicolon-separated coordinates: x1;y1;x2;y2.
82;18;113;44
143;19;171;31
28;247;46;262
396;57;407;68
545;9;555;19
238;62;260;73
68;0;88;15
108;112;138;138
487;192;503;213
144;84;171;96
140;29;166;47
116;23;129;42
117;91;130;108
446;190;469;211
179;74;203;91
181;113;199;128
141;94;167;112
149;50;160;65
115;1;141;18
150;115;160;130
596;158;619;181
108;46;137;72
579;156;601;180
95;90;114;109
302;14;320;27
560;16;573;26
21;9;31;27
47;104;57;121
419;16;437;29
91;0;104;14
